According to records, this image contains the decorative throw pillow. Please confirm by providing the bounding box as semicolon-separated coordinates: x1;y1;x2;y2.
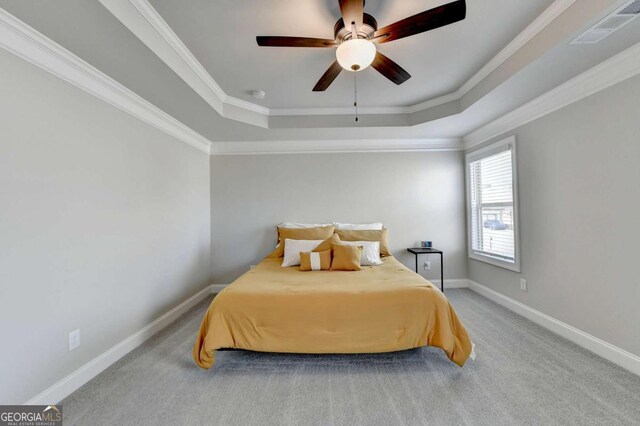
336;228;391;257
312;233;341;252
330;244;363;271
268;225;336;258
339;241;382;266
282;239;325;267
300;249;332;271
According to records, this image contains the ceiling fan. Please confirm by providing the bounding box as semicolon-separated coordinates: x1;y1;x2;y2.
256;0;466;92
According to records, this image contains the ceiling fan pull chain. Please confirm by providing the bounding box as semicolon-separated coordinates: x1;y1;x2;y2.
354;72;358;122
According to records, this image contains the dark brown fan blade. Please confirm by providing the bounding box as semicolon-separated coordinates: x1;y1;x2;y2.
371;52;411;85
256;36;337;48
374;0;466;44
339;0;364;29
313;61;343;91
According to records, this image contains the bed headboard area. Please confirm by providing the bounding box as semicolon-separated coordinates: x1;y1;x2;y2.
210;152;468;283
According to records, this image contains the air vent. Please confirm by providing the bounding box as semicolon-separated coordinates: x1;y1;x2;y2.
571;0;640;44
619;0;640;15
572;30;611;45
595;15;635;30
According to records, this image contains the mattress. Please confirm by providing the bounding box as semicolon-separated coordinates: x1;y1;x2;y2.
193;256;472;368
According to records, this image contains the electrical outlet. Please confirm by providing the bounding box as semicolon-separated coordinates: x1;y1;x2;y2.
424;261;431;271
520;278;527;292
69;329;80;351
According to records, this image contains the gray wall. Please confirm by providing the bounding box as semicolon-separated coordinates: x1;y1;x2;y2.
0;50;211;403
468;74;640;357
210;151;467;283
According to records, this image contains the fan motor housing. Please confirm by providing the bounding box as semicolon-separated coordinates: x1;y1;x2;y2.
334;13;378;41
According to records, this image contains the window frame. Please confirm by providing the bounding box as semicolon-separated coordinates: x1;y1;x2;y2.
465;135;521;272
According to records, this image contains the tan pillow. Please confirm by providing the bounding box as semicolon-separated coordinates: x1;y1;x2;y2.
336;228;391;257
330;244;363;271
312;233;341;252
268;225;336;258
300;249;332;271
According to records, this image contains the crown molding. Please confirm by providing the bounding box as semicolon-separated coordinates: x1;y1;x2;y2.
0;7;212;154
99;0;268;128
101;0;574;126
402;0;576;116
127;0;271;124
210;138;463;155
129;0;271;116
463;41;640;149
268;105;411;116
457;0;576;96
267;91;461;116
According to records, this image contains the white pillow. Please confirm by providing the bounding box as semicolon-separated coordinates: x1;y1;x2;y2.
282;239;324;267
339;241;382;266
334;222;383;230
279;223;332;229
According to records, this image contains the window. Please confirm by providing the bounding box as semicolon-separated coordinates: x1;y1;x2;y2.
466;136;520;272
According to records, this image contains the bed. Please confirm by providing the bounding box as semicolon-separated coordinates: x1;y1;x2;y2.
193;255;473;368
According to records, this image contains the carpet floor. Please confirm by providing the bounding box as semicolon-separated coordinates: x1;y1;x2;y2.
62;289;640;426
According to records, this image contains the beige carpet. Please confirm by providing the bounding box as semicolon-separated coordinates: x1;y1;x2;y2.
62;289;640;425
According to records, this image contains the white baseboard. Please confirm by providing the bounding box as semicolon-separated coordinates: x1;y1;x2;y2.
210;284;228;293
25;284;215;405
467;280;640;376
25;278;638;404
430;278;469;289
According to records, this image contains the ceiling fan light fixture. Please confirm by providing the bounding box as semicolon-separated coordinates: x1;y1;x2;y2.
336;39;376;72
257;0;466;90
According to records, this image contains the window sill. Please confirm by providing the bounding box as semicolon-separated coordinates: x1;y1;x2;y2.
469;251;521;273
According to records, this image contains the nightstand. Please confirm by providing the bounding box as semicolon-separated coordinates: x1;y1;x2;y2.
406;248;444;292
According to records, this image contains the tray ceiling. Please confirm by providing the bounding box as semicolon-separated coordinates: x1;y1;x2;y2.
149;0;555;110
1;0;638;147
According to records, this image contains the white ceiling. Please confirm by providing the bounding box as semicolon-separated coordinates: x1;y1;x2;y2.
149;0;555;109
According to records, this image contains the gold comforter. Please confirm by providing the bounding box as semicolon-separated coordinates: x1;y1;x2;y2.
193;256;472;368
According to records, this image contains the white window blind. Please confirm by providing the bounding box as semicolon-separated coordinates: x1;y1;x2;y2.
466;137;520;271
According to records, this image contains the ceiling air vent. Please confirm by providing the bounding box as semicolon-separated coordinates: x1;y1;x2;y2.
619;0;640;15
571;0;640;44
